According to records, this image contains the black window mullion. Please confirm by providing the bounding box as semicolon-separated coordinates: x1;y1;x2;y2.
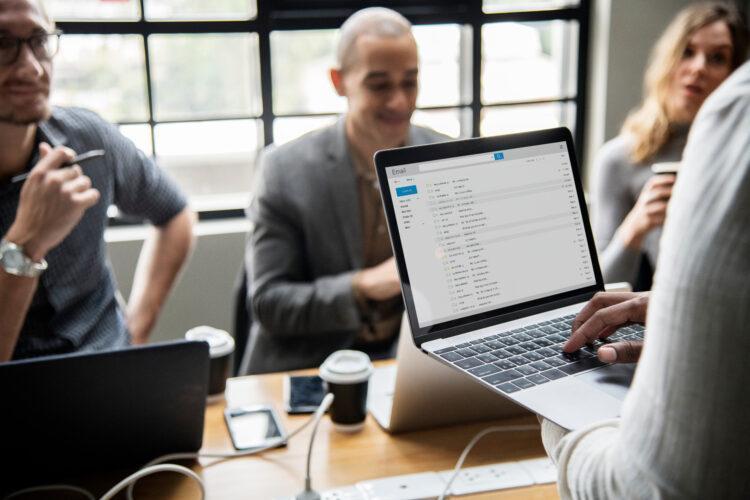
482;6;581;23
270;8;472;30
469;0;482;137
139;0;157;158
574;0;590;168
140;4;156;156
257;0;275;146
58;20;261;35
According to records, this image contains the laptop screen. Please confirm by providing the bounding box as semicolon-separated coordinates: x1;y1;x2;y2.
384;139;597;329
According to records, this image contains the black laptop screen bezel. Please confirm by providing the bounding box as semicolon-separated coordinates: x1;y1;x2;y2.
375;127;605;347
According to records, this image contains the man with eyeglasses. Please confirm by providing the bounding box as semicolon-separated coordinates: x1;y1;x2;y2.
0;0;195;361
242;8;448;373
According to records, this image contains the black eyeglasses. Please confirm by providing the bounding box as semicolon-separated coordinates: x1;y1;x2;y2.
0;30;62;67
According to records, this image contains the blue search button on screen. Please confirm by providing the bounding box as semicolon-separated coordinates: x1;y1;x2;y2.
396;185;418;197
494;152;505;160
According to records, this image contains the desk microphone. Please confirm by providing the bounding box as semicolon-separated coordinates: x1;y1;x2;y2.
295;392;335;500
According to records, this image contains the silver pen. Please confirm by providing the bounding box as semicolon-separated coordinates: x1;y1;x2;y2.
10;149;106;184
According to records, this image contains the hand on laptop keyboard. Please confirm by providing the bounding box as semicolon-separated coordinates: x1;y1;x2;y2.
437;296;648;395
564;292;649;363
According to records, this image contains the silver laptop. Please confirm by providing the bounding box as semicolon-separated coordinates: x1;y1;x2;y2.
374;128;643;430
368;314;529;433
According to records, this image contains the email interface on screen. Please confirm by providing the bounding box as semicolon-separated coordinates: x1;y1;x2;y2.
386;142;596;328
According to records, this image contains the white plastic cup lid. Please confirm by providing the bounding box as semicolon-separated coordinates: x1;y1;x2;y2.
185;326;235;358
651;161;681;174
319;350;373;385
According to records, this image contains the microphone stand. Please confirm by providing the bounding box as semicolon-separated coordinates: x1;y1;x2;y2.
295;393;335;500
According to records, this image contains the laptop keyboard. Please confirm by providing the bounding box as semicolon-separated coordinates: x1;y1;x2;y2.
435;314;646;394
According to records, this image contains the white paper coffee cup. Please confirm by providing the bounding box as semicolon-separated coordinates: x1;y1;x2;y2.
319;350;373;432
185;326;234;397
651;161;681;175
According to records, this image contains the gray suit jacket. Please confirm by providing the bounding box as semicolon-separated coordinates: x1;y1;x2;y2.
243;119;448;373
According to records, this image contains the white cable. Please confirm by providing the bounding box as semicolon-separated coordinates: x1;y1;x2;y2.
302;393;335;494
437;424;540;500
124;394;335;500
141;396;324;468
4;484;96;500
6;394;336;500
100;464;204;500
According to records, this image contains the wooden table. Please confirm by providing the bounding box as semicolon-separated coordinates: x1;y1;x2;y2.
123;364;560;499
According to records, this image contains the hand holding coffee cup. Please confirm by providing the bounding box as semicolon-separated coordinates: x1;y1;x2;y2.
620;169;677;249
319;350;373;433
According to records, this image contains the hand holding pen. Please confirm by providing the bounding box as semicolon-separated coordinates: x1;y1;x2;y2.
3;143;103;263
10;148;105;184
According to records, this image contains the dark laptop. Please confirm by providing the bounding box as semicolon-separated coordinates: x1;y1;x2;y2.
0;340;209;485
375;128;644;430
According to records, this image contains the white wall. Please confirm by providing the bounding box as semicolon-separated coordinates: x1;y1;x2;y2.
106;219;249;343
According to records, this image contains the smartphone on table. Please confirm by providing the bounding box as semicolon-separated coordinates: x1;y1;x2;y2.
284;375;326;414
224;405;287;451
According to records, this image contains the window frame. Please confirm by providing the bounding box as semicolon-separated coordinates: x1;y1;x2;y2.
56;0;590;222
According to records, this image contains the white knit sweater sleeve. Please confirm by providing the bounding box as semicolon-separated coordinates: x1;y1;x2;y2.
546;61;750;500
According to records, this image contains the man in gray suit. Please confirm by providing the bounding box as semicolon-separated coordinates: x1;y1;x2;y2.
242;7;448;373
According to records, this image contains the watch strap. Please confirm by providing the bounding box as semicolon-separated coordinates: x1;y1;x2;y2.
0;239;48;278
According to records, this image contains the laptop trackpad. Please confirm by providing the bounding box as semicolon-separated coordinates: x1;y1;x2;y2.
576;363;636;401
515;375;623;431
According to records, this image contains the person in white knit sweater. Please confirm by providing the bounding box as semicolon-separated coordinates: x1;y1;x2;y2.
542;60;750;499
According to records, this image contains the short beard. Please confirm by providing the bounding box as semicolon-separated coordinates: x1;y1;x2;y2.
0;105;50;126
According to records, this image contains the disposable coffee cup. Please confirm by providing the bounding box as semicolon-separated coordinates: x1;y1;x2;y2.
185;326;235;398
319;350;373;433
651;161;681;175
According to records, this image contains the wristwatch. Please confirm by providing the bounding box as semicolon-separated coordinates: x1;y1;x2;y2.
0;239;48;277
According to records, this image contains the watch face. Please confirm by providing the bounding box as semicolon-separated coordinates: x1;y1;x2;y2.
4;249;25;269
0;241;45;277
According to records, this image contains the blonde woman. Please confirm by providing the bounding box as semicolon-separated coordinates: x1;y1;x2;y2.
593;2;747;289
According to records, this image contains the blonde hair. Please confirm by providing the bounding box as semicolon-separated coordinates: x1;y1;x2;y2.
622;2;747;164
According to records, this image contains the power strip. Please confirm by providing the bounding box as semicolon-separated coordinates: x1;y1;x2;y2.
517;457;558;484
317;457;556;500
437;462;532;496
321;486;370;500
357;472;445;500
